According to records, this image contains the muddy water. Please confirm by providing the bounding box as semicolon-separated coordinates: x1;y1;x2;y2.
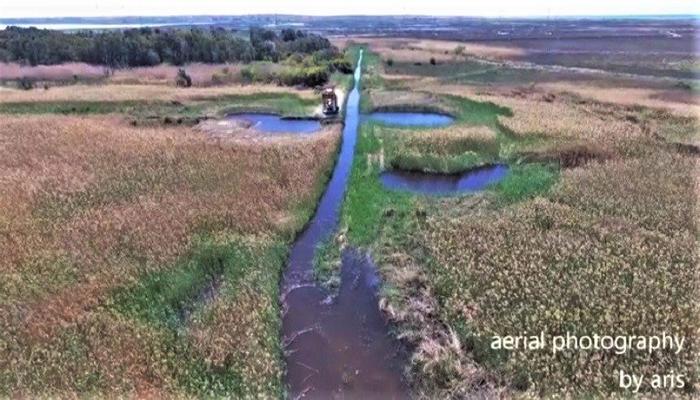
366;112;454;127
381;164;509;195
281;50;409;399
228;113;321;133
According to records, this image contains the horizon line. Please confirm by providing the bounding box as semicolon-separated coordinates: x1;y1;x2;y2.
1;13;698;21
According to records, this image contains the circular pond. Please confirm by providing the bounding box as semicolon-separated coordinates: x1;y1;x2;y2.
366;112;454;127
380;164;509;195
227;113;321;133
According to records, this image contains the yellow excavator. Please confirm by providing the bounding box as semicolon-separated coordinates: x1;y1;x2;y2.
322;87;339;115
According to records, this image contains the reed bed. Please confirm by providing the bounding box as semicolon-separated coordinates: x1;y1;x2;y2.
420;150;698;395
0;83;315;103
109;63;244;86
379;124;500;173
0;62;108;81
0;114;340;397
538;82;700;118
497;96;643;141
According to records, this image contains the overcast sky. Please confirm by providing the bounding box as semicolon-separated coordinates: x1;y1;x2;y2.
2;0;698;19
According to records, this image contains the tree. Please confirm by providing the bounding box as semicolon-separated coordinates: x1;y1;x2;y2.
144;49;160;66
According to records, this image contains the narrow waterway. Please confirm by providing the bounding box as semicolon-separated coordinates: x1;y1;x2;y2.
281;50;408;399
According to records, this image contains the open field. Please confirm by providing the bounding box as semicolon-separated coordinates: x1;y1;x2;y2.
328;42;699;398
0;101;340;396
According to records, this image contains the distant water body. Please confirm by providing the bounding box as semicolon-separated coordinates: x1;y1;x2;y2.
0;22;210;30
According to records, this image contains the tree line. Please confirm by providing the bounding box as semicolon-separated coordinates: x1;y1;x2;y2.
0;26;341;68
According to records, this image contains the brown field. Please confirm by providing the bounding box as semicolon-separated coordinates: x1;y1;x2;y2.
536;81;700;118
0;62;109;81
409;78;699;121
0;82;315;103
0;114;340;396
495;94;644;141
0;62;246;86
109;63;244;86
332;37;524;62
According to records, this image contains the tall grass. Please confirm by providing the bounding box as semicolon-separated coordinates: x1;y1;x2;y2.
0;83;316;104
0;114;341;397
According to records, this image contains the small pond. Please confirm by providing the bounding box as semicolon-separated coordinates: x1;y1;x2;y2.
365;112;454;127
380;164;509;195
227;113;321;133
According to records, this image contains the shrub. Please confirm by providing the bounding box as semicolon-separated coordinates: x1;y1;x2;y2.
386;58;394;67
330;58;353;74
429;57;437;66
300;66;329;87
175;68;192;88
279;66;329;87
240;66;255;83
211;72;227;85
18;76;34;90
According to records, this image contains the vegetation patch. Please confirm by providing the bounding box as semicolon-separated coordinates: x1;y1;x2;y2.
492;163;559;204
110;235;288;397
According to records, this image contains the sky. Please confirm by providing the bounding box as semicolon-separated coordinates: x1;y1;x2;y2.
1;0;698;19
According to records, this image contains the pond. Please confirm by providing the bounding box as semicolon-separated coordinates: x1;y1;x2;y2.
380;164;509;195
227;113;321;133
366;112;454;127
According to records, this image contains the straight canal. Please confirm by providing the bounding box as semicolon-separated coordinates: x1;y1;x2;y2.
280;50;408;399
